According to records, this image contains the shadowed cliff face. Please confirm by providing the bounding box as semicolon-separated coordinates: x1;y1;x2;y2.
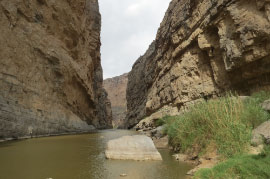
0;0;112;139
125;0;270;128
103;73;128;128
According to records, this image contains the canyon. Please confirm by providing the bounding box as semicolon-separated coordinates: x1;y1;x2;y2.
103;73;128;128
0;0;112;140
125;0;270;128
0;0;269;178
0;0;269;144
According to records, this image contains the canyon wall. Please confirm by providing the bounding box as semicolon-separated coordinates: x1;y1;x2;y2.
126;0;270;128
0;0;112;139
103;73;128;128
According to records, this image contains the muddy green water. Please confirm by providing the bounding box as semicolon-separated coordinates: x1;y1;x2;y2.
0;130;192;179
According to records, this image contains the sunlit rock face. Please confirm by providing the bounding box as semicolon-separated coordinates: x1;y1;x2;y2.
125;0;270;128
0;0;112;139
103;73;128;128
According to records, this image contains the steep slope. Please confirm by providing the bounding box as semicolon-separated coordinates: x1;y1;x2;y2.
103;73;128;128
126;0;270;128
0;0;112;139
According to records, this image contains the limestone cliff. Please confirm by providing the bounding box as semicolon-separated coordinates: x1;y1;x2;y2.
126;0;270;128
103;73;128;128
0;0;112;139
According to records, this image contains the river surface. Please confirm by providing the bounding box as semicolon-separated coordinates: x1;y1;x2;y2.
0;130;192;179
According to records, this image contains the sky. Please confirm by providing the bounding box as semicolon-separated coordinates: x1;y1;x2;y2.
99;0;171;79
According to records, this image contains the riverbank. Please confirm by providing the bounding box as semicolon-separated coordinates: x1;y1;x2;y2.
194;146;270;178
160;91;270;177
0;130;98;143
133;91;270;177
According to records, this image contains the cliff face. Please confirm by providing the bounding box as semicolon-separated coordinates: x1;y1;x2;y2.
0;0;112;139
103;73;128;128
126;0;270;128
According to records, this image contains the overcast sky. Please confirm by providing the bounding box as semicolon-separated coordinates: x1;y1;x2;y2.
99;0;171;79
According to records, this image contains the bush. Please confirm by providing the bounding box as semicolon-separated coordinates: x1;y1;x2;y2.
154;116;167;127
251;90;270;104
241;91;270;128
163;92;270;158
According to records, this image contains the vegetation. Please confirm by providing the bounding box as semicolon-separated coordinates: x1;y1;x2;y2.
242;91;270;128
154;116;168;127
160;91;270;178
194;146;270;179
162;91;270;158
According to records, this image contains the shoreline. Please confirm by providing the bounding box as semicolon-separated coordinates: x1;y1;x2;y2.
0;130;99;143
0;128;133;143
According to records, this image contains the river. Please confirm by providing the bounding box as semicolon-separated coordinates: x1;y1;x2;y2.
0;130;192;179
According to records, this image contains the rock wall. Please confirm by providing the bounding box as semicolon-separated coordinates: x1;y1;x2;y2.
0;0;112;139
126;0;270;128
103;73;128;128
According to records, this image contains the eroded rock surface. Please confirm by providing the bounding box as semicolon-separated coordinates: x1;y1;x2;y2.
126;0;270;128
105;135;162;161
103;73;128;128
262;99;270;112
0;0;112;139
252;121;270;146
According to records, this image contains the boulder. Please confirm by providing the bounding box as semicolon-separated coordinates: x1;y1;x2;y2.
105;135;162;161
186;159;218;176
151;126;166;138
251;133;265;146
173;154;189;162
153;136;169;149
251;121;270;146
249;145;264;155
262;100;270;112
186;155;219;176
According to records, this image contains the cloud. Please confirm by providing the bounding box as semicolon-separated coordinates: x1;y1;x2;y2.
125;1;149;16
125;3;141;16
99;0;171;79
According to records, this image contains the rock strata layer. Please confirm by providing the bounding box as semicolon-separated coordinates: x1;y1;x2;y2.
126;0;270;128
0;0;112;139
103;73;128;128
105;135;162;161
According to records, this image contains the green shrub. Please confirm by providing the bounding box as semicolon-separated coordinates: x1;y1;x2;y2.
241;98;269;128
163;92;270;158
251;90;270;104
241;91;270;128
154;116;167;127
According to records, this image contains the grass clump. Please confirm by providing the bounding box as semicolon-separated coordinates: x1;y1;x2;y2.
251;90;270;103
241;91;270;128
194;147;270;179
154;116;168;127
164;92;270;159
